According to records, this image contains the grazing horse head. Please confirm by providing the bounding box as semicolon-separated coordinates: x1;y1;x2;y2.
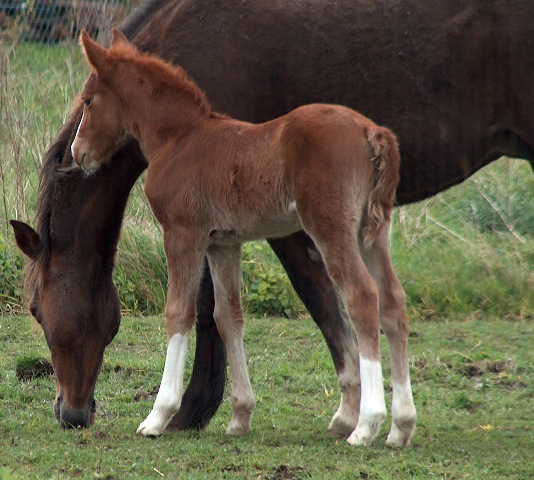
11;111;147;428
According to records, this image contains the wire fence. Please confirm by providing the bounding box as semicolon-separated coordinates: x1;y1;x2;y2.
0;0;139;43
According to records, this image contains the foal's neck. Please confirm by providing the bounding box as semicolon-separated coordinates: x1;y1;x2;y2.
124;80;211;161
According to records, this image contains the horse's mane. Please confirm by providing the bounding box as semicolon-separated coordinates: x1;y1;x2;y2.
25;109;82;295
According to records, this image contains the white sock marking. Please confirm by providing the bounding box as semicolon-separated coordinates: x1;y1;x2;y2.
347;357;386;446
359;358;386;421
137;333;189;436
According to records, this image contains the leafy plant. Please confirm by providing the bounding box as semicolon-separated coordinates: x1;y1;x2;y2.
241;241;305;318
0;234;24;312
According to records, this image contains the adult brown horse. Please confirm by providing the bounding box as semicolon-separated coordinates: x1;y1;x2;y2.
11;0;534;434
70;29;415;446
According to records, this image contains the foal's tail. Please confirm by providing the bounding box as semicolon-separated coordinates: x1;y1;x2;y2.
363;126;401;247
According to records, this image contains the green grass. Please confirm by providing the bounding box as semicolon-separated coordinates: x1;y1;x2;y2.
0;314;532;479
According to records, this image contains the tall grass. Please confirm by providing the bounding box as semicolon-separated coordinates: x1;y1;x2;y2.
0;40;533;320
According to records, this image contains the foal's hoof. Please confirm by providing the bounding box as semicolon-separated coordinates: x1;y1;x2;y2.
225;419;251;436
346;416;384;446
346;430;373;446
327;417;356;439
386;419;416;447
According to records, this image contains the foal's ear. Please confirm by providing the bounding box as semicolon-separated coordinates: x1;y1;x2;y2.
10;220;42;260
110;28;132;49
80;30;112;80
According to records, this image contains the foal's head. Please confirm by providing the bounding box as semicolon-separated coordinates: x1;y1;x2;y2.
72;28;213;175
71;29;138;173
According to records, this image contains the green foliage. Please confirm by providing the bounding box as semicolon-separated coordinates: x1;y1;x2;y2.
113;222;168;315
391;159;533;321
0;234;24;313
241;241;305;318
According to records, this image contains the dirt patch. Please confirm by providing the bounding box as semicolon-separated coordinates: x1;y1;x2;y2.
263;465;306;480
15;357;53;380
133;386;159;402
462;359;516;377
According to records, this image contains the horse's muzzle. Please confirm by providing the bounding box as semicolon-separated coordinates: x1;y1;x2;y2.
55;396;97;428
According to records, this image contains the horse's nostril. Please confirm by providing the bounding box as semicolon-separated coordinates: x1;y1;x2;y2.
60;407;91;429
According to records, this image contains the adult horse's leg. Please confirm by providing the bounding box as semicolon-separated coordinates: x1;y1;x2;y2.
166;260;227;431
268;232;361;438
207;244;256;435
360;230;416;446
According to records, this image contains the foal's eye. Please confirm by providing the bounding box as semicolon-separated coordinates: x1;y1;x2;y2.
83;98;93;107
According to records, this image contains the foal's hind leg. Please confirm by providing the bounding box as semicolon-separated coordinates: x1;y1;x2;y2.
269;232;361;438
360;228;416;446
207;244;256;435
304;226;387;446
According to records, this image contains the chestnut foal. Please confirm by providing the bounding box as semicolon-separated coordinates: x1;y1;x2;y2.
71;29;416;447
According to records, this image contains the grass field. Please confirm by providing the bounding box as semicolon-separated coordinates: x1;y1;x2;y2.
0;314;532;479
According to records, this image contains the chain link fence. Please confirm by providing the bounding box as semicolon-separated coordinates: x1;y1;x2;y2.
0;0;140;43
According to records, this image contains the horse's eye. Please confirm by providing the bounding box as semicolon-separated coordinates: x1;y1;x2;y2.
84;98;93;107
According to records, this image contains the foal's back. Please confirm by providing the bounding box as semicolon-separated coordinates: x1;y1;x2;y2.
146;103;395;245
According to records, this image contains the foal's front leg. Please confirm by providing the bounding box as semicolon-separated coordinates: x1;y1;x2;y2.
207;244;256;435
137;232;205;437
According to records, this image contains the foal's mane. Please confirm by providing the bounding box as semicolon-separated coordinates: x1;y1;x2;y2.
105;43;214;117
